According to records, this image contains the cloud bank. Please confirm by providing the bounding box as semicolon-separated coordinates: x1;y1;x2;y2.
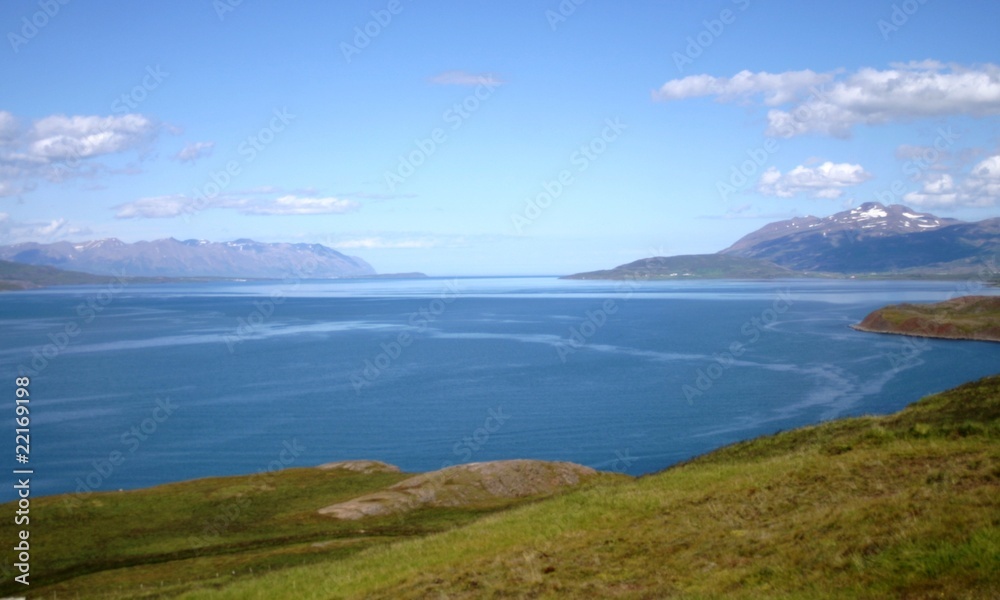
0;110;158;196
655;62;1000;138
757;162;872;199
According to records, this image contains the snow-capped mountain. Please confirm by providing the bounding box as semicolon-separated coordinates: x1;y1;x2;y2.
721;203;998;274
723;203;961;255
0;238;376;279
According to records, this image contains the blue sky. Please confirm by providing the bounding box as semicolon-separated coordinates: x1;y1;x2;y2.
1;0;999;275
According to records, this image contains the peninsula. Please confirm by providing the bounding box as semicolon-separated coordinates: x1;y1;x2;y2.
852;295;1000;343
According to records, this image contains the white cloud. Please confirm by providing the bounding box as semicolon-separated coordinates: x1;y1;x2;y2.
895;144;937;161
0;111;158;194
114;194;195;219
655;63;1000;138
903;174;959;207
34;218;70;238
654;69;831;106
29;114;156;160
174;141;215;163
335;237;440;249
428;70;505;87
0;212;89;243
114;193;361;219
903;155;1000;208
0;179;33;198
0;112;20;146
887;59;947;71
239;185;284;195
967;155;1000;194
757;162;871;199
241;195;360;216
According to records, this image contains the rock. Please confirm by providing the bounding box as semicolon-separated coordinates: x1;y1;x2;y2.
318;460;599;520
315;460;401;474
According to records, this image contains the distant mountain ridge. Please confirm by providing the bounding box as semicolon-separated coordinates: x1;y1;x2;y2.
723;203;961;254
720;202;997;274
0;237;375;279
566;202;998;279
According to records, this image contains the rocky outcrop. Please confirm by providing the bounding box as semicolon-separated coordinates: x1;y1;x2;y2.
315;460;401;474
317;460;601;520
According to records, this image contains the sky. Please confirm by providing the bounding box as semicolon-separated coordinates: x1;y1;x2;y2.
1;0;999;276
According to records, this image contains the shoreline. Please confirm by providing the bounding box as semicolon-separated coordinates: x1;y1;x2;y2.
849;323;1000;343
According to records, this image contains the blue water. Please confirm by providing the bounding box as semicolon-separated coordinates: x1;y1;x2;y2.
1;277;998;501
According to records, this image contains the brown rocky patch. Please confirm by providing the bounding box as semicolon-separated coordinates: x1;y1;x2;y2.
317;460;600;520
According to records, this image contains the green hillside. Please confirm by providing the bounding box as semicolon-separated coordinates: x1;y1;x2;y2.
0;259;111;290
563;254;801;280
853;295;1000;342
3;376;998;598
0;259;271;291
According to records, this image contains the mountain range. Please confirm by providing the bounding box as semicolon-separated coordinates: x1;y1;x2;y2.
567;203;999;279
721;202;998;274
1;202;997;286
0;238;375;279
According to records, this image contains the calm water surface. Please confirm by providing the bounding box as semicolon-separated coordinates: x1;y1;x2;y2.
2;277;998;501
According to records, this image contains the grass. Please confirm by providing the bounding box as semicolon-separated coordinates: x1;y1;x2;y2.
0;259;275;292
854;295;1000;342
563;254;801;280
0;467;605;598
0;259;112;290
3;376;998;598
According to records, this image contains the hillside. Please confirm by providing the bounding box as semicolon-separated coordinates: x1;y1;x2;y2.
3;376;998;598
0;259;114;290
0;461;614;598
722;202;959;255
0;259;279;292
721;203;999;275
0;238;375;279
565;203;999;280
562;254;799;280
853;295;1000;342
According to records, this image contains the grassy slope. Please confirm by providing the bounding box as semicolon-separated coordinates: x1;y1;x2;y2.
4;376;997;598
0;259;111;289
854;296;1000;342
0;259;269;291
180;376;1000;599
0;466;621;598
562;254;800;280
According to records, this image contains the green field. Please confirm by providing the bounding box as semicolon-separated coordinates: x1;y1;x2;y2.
2;376;998;598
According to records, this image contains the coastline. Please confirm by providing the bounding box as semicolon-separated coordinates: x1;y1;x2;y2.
851;295;1000;344
849;323;1000;343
